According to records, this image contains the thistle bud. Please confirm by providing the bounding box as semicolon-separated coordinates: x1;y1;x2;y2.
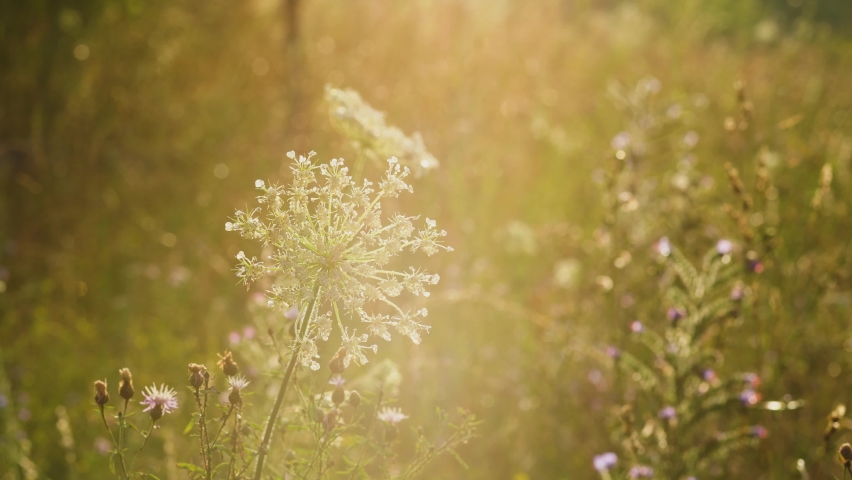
217;350;239;377
150;403;164;422
118;368;134;401
328;347;347;374
323;409;339;432
332;384;345;405
94;380;110;408
228;387;242;406
348;390;361;408
840;443;852;467
188;364;206;389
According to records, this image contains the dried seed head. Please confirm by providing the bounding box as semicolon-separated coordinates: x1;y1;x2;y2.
188;364;206;389
348;390;361;408
328;347;347;374
94;380;110;407
118;368;134;401
217;351;239;377
839;443;852;466
332;385;345;405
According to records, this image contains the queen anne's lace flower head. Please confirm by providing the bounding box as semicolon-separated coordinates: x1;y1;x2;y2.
227;152;451;370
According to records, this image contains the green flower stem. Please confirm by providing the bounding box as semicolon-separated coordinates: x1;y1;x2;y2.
253;282;321;480
99;408;129;479
130;419;156;469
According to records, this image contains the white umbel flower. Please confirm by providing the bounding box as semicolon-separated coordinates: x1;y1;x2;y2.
227;152;451;367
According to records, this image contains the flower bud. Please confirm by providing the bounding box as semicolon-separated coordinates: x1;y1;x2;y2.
323;409;339;432
332;385;345;405
188;364;206;389
348;390;361;408
150;403;164;422
118;368;134;401
94;380;110;407
228;387;242;406
840;443;852;466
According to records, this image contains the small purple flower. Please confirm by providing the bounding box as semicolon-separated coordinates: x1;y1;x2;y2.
630;321;644;333
658;406;677;420
228;331;241;345
748;259;764;273
667;307;686;323
606;346;621;359
593;452;618;472
628;465;654;478
140;384;179;420
655;237;671;257
716;239;733;255
751;425;768;439
702;369;717;382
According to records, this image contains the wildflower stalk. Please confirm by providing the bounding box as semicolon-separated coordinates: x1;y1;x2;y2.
192;385;210;478
227;405;241;480
211;404;234;446
99;408;129;479
348;385;384;480
130;419;156;469
253;282;321;480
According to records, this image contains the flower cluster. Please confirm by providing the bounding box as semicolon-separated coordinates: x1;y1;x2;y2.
227;152;451;370
325;85;439;177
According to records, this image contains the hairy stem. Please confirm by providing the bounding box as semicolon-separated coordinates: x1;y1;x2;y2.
253;282;321;480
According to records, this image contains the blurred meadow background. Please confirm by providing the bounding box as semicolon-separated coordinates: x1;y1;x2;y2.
3;0;852;478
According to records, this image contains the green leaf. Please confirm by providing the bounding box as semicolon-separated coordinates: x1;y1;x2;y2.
176;463;205;474
183;415;198;435
448;449;469;469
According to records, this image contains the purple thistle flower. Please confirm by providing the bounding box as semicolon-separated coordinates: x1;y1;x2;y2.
630;321;644;333
716;239;733;255
593;452;618;472
140;384;178;420
658;406;677;420
628;465;654;478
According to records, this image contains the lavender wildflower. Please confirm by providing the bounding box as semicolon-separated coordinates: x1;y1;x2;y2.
593;452;618;472
630;320;644;333
658;406;677;420
667;306;686;323
228;375;250;405
140;384;178;421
